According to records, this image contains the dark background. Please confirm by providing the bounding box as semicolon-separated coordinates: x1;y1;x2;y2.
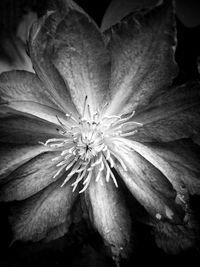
0;0;200;266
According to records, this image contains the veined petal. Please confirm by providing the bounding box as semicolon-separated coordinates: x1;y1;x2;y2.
85;168;132;262
104;1;178;116
126;139;200;195
0;151;66;201
0;70;70;126
0;114;61;144
133;82;200;142
10;177;78;242
112;140;184;222
50;2;111;114
28;2;84;117
0;143;50;179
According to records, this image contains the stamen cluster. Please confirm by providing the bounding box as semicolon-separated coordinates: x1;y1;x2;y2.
41;97;142;192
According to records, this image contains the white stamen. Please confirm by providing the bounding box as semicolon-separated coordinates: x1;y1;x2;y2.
40;108;140;193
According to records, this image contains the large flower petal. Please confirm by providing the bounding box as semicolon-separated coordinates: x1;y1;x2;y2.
133;82;200;142
29;0;109;116
47;1;111;114
0;70;70;125
126;139;200;195
10;177;78;242
0;151;66;201
0;143;50;179
0;114;60;144
104;1;178;116
85;168;132;262
28;14;79;116
113;143;184;222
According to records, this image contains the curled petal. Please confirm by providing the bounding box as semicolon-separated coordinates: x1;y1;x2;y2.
85;168;132;262
133;82;200;142
10;177;78;242
104;1;178;116
0;151;67;201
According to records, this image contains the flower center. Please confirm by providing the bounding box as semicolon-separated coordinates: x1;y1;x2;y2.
40;97;142;193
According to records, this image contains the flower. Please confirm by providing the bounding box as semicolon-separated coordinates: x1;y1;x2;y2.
0;0;200;264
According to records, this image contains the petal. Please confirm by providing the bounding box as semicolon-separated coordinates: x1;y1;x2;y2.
49;2;111;114
0;143;49;179
10;177;77;242
43;222;70;242
101;0;158;31
152;220;196;254
133;82;200;142
0;151;66;201
0;70;69;125
28;3;86;116
85;168;132;262
113;142;184;222
0;114;60;144
126;139;200;195
104;1;178;116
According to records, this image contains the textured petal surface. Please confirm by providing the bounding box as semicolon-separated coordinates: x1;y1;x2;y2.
85;168;132;261
104;1;178;116
0;151;66;201
0;143;49;179
127;139;200;196
10;178;77;242
152;220;197;254
133;82;200;142
112;141;183;222
0;114;60;144
27;0;110;116
0;70;69;125
51;2;111;114
29;20;78;116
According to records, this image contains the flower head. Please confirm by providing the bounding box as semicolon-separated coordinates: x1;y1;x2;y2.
0;0;200;264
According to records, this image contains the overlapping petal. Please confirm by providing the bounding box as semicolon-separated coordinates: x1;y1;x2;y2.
9;177;78;242
29;0;111;116
85;168;132;261
0;143;49;179
111;140;184;222
104;1;178;116
0;114;60;144
0;151;68;201
50;3;111;115
0;70;71;125
126;139;200;195
132;82;200;142
29;12;79;116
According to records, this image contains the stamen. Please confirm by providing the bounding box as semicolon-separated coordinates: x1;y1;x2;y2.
87;104;92;119
82;95;88;117
40;105;140;193
79;170;93;193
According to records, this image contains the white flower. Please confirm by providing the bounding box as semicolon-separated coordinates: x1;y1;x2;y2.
0;0;200;264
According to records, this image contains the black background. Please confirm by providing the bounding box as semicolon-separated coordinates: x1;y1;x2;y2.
0;0;200;266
